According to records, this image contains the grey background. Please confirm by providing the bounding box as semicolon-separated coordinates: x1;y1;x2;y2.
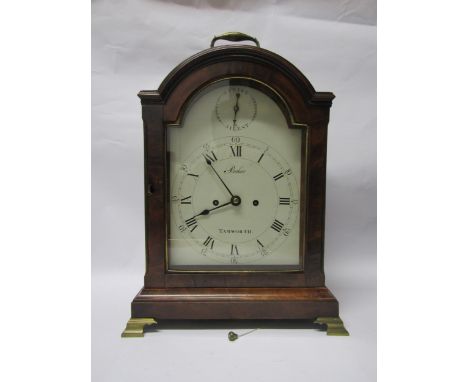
92;1;376;381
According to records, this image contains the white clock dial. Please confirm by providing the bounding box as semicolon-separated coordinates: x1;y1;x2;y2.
168;80;303;270
171;136;299;265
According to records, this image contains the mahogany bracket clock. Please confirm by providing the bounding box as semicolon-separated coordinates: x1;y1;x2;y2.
122;32;349;337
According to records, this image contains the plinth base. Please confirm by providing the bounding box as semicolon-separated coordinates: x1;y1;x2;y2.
122;287;348;337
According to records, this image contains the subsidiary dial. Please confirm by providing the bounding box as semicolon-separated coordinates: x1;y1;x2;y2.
215;87;257;131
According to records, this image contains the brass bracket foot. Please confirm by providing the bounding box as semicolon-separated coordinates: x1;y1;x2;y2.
314;316;349;336
121;318;157;338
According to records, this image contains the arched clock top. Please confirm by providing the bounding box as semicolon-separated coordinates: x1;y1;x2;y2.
138;45;334;127
165;77;310;131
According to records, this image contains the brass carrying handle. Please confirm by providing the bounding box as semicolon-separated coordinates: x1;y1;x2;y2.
210;32;260;48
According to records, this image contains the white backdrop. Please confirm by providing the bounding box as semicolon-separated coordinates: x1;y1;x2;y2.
92;1;376;381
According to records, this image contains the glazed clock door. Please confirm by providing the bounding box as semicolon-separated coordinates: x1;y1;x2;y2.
167;79;305;271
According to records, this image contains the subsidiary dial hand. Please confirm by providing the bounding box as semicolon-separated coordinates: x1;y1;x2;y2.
233;92;240;127
204;156;234;197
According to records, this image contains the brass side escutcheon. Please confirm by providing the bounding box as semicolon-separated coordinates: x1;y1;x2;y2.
314;316;349;336
121;318;157;338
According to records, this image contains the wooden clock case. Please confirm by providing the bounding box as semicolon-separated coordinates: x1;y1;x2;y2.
122;36;348;337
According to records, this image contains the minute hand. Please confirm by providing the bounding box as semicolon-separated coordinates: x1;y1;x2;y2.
205;157;234;197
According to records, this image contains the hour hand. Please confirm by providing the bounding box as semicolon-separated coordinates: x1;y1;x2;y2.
194;200;232;217
193;194;242;218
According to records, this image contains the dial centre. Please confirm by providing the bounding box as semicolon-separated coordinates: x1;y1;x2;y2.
231;195;241;206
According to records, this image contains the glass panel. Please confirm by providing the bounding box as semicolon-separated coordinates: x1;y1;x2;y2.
167;79;303;271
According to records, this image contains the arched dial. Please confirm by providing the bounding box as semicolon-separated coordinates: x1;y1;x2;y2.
215;87;257;131
171;136;299;265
